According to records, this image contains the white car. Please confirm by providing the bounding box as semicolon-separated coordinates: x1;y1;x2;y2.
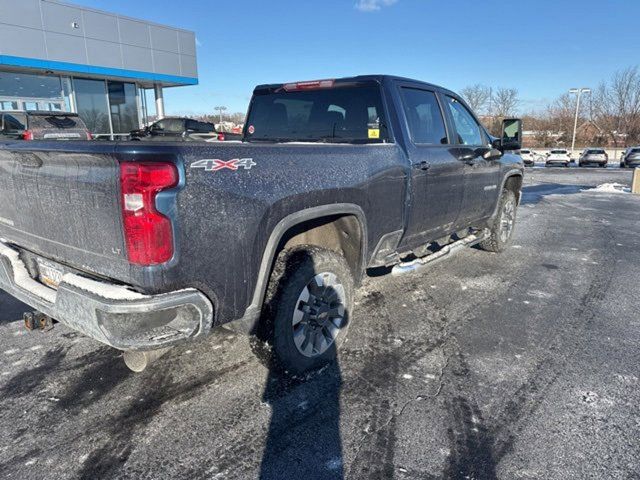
545;149;571;167
519;149;536;166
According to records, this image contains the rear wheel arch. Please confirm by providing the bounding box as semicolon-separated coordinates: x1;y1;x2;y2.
249;204;367;315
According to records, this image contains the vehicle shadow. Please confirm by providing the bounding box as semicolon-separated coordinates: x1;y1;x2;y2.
0;289;28;325
256;254;346;480
259;358;344;479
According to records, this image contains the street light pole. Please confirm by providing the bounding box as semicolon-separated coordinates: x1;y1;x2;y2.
569;87;591;155
214;105;227;125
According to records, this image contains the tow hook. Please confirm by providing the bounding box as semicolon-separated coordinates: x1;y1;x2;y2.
123;348;171;372
23;311;55;331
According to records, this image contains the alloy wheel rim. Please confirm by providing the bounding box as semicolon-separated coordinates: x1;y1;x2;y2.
499;198;515;243
292;272;346;358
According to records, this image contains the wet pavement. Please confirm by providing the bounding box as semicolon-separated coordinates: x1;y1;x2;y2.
1;168;638;479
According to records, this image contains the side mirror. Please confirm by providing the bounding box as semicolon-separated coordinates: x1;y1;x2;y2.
499;118;522;151
482;148;503;161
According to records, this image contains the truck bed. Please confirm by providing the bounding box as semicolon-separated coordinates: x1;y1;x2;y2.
0;140;407;324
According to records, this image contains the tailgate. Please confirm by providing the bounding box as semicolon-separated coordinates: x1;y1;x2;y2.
0;142;129;280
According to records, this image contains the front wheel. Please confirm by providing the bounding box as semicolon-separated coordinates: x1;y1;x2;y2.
480;189;517;253
256;246;354;376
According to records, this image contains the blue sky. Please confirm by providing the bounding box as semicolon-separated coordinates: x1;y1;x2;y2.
74;0;638;116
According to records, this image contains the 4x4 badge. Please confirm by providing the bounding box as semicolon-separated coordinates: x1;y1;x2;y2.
191;158;256;172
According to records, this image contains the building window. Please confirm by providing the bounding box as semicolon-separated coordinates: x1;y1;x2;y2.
0;72;64;110
73;78;110;135
108;82;139;134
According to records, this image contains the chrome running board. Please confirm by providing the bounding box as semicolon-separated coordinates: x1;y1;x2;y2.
391;229;490;276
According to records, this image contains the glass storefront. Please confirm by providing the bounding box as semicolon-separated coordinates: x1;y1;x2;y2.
0;70;143;136
73;78;111;135
108;81;138;134
0;72;64;111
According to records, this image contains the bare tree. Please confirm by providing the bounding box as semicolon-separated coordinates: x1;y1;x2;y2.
492;87;519;117
592;66;640;146
460;84;491;114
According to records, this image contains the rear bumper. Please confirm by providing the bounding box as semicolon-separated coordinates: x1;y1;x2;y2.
0;242;213;350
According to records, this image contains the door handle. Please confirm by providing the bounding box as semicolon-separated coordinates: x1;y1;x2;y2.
412;161;430;171
458;152;477;165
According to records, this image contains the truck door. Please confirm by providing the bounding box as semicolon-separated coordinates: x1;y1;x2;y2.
442;95;501;224
397;86;464;248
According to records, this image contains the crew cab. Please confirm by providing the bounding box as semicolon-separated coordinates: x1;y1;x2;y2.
545;149;571;167
0;75;523;375
0;111;91;141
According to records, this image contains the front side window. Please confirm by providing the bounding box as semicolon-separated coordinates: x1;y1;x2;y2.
164;119;185;133
446;97;484;146
401;88;447;145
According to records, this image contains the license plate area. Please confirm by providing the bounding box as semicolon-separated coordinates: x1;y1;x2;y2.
37;260;64;289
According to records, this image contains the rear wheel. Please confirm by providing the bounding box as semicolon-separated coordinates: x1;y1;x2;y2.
480;189;517;253
256;246;354;376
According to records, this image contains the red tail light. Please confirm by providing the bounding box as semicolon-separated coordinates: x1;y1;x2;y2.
217;132;225;141
22;130;34;141
86;132;93;140
119;162;179;265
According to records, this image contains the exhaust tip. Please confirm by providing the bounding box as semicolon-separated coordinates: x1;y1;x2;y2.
123;348;171;372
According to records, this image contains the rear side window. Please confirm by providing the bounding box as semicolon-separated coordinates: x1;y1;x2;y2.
445;97;484;146
550;150;567;154
586;149;604;154
245;83;388;143
29;115;82;130
401;88;447;145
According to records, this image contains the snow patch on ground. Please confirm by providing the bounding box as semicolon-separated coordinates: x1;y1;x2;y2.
583;183;631;194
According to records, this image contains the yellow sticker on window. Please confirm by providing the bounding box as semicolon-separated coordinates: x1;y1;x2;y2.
368;128;380;139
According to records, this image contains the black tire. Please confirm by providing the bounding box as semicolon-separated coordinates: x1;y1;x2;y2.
255;246;354;376
479;189;517;253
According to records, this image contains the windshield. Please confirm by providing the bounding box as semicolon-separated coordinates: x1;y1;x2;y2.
245;83;388;143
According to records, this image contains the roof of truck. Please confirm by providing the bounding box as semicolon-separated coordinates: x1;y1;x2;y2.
253;75;453;95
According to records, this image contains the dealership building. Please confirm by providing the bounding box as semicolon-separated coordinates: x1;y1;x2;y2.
0;0;198;137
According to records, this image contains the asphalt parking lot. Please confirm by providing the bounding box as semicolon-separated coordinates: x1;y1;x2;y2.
1;168;638;480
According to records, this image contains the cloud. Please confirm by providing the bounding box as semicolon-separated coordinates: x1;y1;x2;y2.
355;0;398;12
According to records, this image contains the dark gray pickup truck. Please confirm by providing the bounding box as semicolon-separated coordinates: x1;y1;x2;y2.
0;75;524;375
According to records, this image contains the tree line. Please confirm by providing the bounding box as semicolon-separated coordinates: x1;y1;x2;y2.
461;65;640;148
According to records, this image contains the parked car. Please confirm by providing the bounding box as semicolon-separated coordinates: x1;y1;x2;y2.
130;117;220;141
578;148;608;168
545;149;571;167
0;111;91;141
0;75;524;375
518;149;535;166
619;147;640;168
